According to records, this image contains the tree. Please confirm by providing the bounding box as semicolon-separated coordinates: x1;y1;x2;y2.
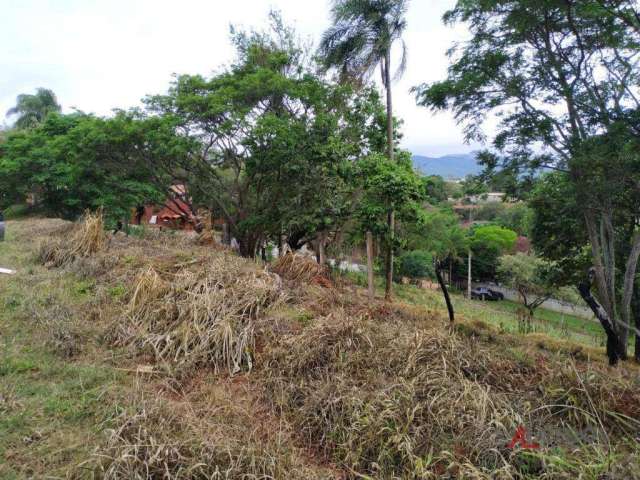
397;250;434;280
497;253;555;322
319;0;409;300
355;151;425;258
414;0;640;364
468;225;517;282
0;112;179;221
496;203;533;237
144;13;386;258
6;88;61;129
406;207;468;322
423;175;448;204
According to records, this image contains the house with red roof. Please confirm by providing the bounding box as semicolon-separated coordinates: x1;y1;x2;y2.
132;184;202;231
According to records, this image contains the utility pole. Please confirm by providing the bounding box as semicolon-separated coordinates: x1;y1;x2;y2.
366;231;375;301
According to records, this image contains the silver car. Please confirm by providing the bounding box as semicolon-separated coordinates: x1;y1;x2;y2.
0;211;4;241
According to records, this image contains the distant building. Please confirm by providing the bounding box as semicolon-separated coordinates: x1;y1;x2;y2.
467;192;506;204
132;184;202;231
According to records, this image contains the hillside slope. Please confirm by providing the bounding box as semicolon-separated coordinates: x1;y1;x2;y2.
1;217;639;479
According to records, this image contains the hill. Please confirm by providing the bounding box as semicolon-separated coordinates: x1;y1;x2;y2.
1;216;639;479
412;152;482;179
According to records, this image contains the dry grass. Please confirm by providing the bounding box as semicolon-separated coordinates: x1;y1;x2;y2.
34;304;83;358
38;210;106;268
193;229;224;248
90;398;326;479
271;253;331;286
25;216;640;479
262;303;640;479
114;254;283;376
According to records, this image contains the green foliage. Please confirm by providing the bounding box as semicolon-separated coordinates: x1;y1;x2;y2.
497;253;554;310
471;225;517;253
473;202;505;222
406;208;467;261
460;175;488;198
397;250;434;279
415;0;639;164
529;172;591;286
354;151;425;236
469;225;517;281
496;203;533;237
144;14;390;256
473;202;533;237
423;175;448;203
0;112;180;220
444;180;462;200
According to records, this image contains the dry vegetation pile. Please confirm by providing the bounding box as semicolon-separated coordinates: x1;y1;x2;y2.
26;214;640;479
272;252;331;286
263;305;640;479
37;210;106;268
114;256;283;376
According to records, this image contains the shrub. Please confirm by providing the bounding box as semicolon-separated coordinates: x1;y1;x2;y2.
397;250;434;279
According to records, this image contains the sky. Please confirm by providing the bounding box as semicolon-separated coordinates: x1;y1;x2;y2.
1;0;482;156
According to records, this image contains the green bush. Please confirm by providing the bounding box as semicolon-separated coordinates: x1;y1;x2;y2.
397;250;434;279
3;204;31;219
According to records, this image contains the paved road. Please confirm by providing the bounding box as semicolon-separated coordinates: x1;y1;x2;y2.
476;283;594;320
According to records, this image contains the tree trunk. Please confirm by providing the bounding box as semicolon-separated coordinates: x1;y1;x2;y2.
238;234;258;259
632;283;640;363
620;230;640;354
385;209;395;301
383;50;395;302
318;231;327;266
222;222;231;245
278;234;284;258
467;249;472;299
578;268;622;365
435;261;455;323
366;231;375;301
584;213;616;326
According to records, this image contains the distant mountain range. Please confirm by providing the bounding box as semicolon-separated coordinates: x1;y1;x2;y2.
412;153;481;179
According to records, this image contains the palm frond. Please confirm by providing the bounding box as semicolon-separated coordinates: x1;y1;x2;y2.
5;88;61;127
393;39;408;83
319;0;409;84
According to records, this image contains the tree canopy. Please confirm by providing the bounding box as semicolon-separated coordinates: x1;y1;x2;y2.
415;0;640;363
0;112;180;221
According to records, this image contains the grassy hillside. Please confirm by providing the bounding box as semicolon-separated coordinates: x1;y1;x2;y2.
1;217;639;479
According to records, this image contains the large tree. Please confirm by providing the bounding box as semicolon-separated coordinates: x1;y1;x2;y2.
319;0;409;300
6;88;61;129
415;0;640;364
144;13;386;258
0;112;176;220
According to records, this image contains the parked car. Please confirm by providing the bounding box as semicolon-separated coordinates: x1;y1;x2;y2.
470;287;504;301
0;211;4;241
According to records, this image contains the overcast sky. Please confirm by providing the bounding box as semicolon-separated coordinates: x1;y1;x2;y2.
1;0;483;156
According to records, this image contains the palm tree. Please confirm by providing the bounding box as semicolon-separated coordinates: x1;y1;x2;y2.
6;88;61;129
319;0;409;300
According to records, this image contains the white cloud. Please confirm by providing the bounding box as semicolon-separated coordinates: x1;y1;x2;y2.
1;0;487;156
